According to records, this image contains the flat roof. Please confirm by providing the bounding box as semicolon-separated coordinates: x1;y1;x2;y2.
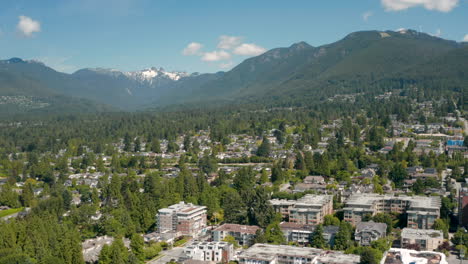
239;244;360;264
270;194;332;207
401;228;443;240
213;224;260;234
345;194;440;210
158;201;207;214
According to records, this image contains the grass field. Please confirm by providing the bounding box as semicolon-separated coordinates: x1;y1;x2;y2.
0;207;24;218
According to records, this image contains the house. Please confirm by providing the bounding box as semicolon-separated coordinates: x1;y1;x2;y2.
354;221;387;246
212;224;260;246
401;228;443;251
303;176;326;185
293;183;327;194
359;169;376;179
407;167;438;180
82;236;130;263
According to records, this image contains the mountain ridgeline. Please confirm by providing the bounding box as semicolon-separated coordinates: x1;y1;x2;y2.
0;29;467;113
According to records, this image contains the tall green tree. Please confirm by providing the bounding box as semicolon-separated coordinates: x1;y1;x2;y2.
256;137;271;157
310;224;326;248
130;233;145;263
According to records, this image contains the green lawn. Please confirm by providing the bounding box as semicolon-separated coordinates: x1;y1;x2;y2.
173;237;189;247
0;207;24;218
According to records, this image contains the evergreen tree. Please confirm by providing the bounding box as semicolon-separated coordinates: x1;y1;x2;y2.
183;135;191;152
360;247;383;264
389;163;407;188
265;222;285;245
151;138;161;153
130;233;145;262
310;224;326;248
134;138;141;152
333;222;352;250
323;215;340;226
109;238;129;264
256;137;271;157
123;133;132;152
98;244;112;264
270;164;284;184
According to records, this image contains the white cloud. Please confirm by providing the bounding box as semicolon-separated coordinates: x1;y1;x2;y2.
217;35;243;50
382;0;459;12
219;61;234;69
182;42;203;56
201;50;231;62
362;11;373;21
233;43;266;56
17;15;41;37
463;34;468;42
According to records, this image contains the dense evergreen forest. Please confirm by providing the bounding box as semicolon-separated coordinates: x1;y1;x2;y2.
0;86;466;264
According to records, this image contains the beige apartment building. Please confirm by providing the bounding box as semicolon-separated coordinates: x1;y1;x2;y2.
270;194;333;225
157;201;207;237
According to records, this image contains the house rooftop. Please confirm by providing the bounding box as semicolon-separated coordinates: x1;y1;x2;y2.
355;221;387;234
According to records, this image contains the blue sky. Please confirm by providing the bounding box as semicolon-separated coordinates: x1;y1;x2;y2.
0;0;467;73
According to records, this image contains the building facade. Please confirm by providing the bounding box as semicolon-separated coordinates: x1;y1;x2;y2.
238;244;360;264
157;202;207;237
212;224;260;246
270;195;333;225
343;194;440;229
354;221;387;246
279;222;339;246
401;228;443;251
183;241;233;263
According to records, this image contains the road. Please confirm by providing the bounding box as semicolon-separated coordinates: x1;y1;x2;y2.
146;233;213;264
447;251;464;264
147;247;185;264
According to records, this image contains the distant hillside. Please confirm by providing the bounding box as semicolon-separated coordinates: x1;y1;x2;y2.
0;59;114;114
158;30;464;106
0;29;466;113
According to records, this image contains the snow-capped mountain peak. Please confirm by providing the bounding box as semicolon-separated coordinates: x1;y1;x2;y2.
124;67;189;83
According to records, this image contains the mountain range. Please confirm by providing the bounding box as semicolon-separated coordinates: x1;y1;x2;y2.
0;29;467;113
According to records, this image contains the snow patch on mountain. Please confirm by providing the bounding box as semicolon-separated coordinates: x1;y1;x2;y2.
80;67;190;84
124;67;190;83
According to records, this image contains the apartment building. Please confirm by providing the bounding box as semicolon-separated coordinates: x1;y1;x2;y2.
343;194;440;229
401;228;443;251
157;201;207;237
270;194;333;225
212;224;260;246
279;222;339;246
238;244;360;264
183;241;233;263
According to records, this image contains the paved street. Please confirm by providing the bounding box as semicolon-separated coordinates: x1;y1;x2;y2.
447;251;463;264
147;247;185;264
